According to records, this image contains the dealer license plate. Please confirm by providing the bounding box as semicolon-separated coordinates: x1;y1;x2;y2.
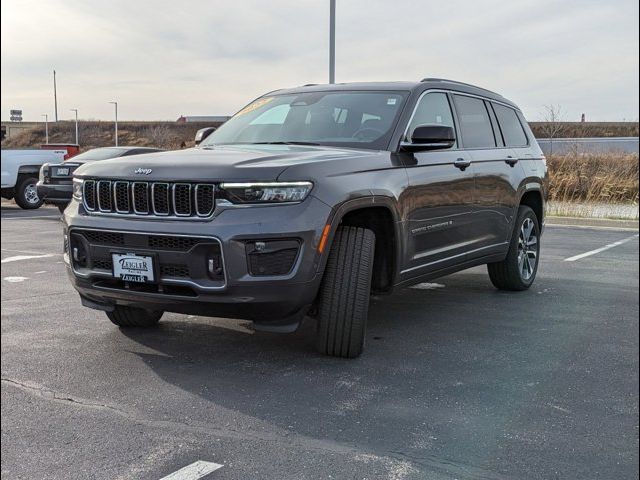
112;253;155;283
55;167;70;176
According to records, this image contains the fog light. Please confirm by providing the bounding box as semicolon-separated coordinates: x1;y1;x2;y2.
207;255;223;279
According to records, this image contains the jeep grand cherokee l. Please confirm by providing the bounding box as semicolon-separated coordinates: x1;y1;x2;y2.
64;78;548;358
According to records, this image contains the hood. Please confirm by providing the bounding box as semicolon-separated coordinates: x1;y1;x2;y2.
73;145;377;182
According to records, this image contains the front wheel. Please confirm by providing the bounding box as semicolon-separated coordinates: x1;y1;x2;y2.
315;226;375;358
487;205;540;291
15;176;44;209
106;306;163;328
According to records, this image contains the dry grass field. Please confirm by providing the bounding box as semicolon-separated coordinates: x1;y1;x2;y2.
547;153;639;204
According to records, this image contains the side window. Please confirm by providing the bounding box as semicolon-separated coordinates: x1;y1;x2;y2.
492;103;528;147
453;95;496;148
407;92;456;145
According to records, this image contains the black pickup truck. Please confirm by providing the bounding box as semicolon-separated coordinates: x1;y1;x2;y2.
63;79;548;358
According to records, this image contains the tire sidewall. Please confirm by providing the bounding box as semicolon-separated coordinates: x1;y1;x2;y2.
16;177;44;209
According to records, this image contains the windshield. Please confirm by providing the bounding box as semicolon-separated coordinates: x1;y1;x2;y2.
68;148;125;162
201;91;409;150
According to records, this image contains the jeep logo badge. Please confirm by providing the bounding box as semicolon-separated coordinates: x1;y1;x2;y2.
134;168;152;175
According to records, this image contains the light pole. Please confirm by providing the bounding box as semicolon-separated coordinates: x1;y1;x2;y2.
329;0;336;84
70;109;79;145
109;101;118;146
41;114;49;144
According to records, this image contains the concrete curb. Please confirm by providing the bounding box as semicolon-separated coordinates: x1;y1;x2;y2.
546;216;639;230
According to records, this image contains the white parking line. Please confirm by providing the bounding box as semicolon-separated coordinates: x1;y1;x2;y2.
1;254;55;264
159;461;223;480
564;234;639;262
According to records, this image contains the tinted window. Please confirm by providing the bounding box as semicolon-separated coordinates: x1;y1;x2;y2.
202;91;408;150
453;95;496;148
492;103;528;146
407;92;456;145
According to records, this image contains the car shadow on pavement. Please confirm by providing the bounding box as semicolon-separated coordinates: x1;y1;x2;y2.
117;270;551;470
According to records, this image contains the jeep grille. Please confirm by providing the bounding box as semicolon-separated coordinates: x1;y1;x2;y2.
83;180;215;219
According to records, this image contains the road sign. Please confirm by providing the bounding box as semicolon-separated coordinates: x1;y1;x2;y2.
10;109;22;122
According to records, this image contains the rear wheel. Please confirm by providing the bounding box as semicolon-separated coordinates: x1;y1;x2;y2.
315;226;375;358
487;205;540;291
15;176;44;209
106;306;163;328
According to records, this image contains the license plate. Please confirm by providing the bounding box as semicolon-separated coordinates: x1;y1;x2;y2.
55;167;70;176
112;253;155;283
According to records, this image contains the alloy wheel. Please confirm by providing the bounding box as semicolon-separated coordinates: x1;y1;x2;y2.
517;217;538;280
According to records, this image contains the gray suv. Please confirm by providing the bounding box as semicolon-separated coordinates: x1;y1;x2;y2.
64;78;548;358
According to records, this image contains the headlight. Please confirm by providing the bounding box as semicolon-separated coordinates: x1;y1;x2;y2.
218;182;313;204
72;178;83;201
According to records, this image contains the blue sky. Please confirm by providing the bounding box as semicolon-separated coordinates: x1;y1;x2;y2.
1;0;638;121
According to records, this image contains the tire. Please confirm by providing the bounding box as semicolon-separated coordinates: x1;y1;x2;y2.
57;203;70;214
106;306;163;328
487;205;540;291
15;176;44;209
315;226;375;358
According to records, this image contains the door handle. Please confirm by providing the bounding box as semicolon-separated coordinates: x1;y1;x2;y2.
505;156;519;167
454;158;471;171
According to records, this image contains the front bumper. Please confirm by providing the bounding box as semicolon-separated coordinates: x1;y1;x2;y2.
64;196;332;323
37;181;72;204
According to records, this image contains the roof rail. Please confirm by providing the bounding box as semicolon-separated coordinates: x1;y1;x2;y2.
420;78;502;97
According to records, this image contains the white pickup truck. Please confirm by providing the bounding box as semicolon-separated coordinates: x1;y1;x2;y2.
1;149;70;209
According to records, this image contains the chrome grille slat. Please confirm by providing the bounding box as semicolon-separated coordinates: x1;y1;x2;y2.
97;181;113;212
83;180;214;219
132;182;149;214
195;184;215;217
83;180;96;211
173;183;192;217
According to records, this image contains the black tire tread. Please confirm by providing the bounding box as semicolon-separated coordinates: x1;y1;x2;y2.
106;306;163;327
487;205;539;291
316;226;375;358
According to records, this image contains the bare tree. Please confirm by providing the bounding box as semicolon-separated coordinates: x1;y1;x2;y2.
539;104;565;155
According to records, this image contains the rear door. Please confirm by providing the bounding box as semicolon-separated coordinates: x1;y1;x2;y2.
452;94;520;256
400;91;476;281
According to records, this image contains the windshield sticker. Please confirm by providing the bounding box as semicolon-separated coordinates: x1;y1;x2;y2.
235;97;275;117
387;98;397;105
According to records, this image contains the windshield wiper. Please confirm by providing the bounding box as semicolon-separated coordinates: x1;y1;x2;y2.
247;141;321;146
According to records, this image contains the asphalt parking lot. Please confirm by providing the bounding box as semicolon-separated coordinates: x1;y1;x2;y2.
1;203;638;480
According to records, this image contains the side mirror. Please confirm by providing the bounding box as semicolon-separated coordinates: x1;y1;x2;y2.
400;124;456;152
194;127;217;146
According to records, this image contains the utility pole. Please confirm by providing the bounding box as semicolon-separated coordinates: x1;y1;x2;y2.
41;114;49;144
70;109;79;144
109;101;118;146
329;0;336;84
53;70;58;122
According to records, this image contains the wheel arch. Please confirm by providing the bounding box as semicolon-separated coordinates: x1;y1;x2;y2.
323;196;402;294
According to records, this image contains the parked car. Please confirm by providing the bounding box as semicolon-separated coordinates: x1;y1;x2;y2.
63;79;548;358
38;147;163;212
1;145;79;209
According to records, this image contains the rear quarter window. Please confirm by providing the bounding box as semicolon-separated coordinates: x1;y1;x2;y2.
492;103;528;147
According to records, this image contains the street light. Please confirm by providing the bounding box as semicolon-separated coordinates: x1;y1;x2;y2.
329;0;336;84
70;109;79;145
109;101;118;146
41;114;49;144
